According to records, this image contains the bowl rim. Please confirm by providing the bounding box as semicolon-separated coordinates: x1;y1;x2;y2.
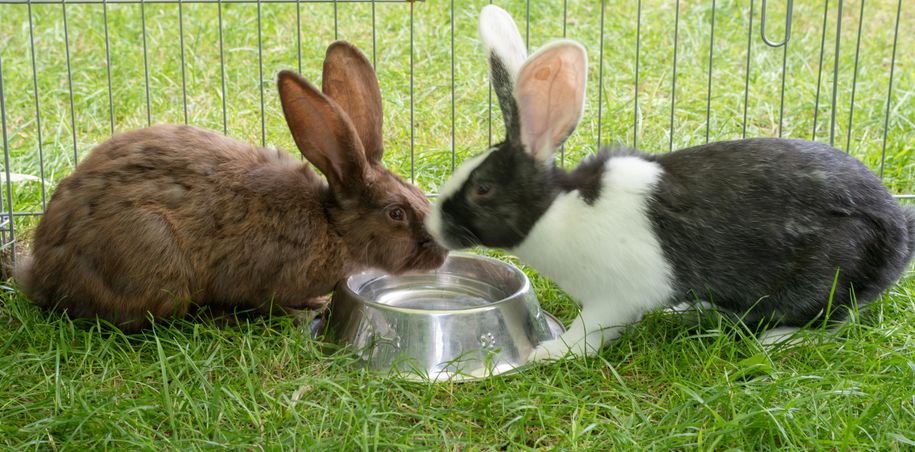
336;252;533;315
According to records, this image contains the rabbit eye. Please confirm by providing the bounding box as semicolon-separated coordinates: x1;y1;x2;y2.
475;183;493;197
388;207;405;222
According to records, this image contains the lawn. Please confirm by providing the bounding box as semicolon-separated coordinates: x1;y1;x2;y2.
1;0;914;448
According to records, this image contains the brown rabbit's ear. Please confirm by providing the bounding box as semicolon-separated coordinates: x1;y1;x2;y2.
278;70;368;191
321;41;384;164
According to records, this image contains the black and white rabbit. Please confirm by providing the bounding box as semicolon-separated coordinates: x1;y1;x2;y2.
425;5;915;361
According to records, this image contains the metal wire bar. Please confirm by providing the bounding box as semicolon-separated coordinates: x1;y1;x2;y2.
777;42;787;137
845;0;864;152
450;0;455;173
879;0;901;179
829;0;843;146
6;211;58;217
0;0;414;3
487;0;491;148
596;0;604;148
409;0;414;183
27;0;48;209
760;0;792;47
812;0;829;140
525;0;529;51
103;0;114;135
741;0;753;138
0;53;15;256
178;0;189;124
62;0;79;163
371;0;376;67
141;0;152;125
633;0;640;149
218;0;228;133
561;0;566;165
296;0;302;72
257;0;265;146
333;0;338;40
759;0;792;138
669;0;679;151
705;0;715;144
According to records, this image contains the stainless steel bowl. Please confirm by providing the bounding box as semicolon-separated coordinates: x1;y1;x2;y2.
326;252;565;381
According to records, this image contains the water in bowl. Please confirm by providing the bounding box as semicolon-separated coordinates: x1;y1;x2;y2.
374;287;492;310
355;269;519;311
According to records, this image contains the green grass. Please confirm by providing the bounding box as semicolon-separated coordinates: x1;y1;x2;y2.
0;274;913;449
1;0;914;448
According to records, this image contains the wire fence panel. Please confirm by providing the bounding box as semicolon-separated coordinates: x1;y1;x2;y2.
0;0;911;252
0;52;15;255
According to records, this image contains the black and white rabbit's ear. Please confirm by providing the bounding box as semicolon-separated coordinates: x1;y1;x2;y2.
515;41;587;163
479;5;527;144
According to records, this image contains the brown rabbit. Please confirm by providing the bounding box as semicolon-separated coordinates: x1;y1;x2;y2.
14;41;447;331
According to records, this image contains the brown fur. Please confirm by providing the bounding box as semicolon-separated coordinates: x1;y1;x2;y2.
14;42;447;331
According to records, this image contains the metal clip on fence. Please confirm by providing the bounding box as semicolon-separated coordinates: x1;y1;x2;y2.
760;0;793;47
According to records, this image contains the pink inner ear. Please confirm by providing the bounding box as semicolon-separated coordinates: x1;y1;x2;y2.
516;44;586;162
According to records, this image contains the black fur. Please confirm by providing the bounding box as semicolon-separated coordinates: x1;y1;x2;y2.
489;54;521;144
557;150;612;205
904;207;915;260
641;138;915;326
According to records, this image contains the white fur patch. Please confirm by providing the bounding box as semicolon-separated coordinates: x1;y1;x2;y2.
424;201;446;248
479;5;527;79
426;148;496;247
516;157;675;358
757;327;802;347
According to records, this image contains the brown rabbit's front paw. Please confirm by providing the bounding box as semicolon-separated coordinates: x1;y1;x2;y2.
289;295;331;324
307;294;332;309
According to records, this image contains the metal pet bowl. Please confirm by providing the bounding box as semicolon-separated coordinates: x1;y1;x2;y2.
326;252;565;381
